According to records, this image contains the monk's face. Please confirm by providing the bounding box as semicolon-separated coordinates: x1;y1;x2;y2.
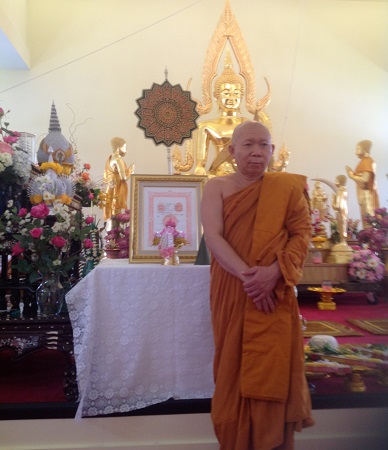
229;122;274;178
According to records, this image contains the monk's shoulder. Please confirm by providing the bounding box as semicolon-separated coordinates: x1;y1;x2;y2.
204;174;239;198
264;172;306;190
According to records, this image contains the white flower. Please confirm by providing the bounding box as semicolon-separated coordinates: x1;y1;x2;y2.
367;258;379;269
6;200;13;208
43;191;55;202
356;268;367;280
52;222;64;233
53;259;62;266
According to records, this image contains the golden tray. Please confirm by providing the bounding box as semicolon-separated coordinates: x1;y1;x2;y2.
307;287;346;310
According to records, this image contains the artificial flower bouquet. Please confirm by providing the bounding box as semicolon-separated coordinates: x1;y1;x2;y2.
358;208;388;254
348;248;385;282
72;162;102;207
0;199;95;283
104;209;130;258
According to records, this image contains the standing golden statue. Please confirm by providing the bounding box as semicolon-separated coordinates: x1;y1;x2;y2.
331;175;348;246
102;137;134;222
311;181;328;221
345;140;379;228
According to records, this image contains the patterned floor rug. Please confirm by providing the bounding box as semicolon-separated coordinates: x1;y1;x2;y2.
347;319;388;335
303;320;363;337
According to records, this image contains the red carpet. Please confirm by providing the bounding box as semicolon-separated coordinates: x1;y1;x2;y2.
0;293;387;405
299;293;388;345
0;349;68;403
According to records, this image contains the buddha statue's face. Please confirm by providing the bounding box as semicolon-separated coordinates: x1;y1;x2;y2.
217;82;243;112
355;144;364;158
118;143;127;157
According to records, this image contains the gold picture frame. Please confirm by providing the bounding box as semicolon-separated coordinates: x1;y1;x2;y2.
129;174;207;263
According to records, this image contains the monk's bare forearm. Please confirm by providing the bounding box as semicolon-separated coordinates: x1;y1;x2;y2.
205;233;250;281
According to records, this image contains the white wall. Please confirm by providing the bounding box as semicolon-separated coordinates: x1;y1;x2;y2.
0;0;387;226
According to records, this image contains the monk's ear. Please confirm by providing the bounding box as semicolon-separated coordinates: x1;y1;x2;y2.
229;144;235;157
271;144;275;155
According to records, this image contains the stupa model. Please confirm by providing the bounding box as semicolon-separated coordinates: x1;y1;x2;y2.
37;102;75;175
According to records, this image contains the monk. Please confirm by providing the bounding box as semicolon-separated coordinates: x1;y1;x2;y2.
201;121;314;449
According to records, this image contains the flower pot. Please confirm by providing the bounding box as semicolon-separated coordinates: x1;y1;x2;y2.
36;275;65;317
105;249;121;259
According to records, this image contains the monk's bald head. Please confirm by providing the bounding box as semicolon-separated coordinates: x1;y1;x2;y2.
231;121;272;146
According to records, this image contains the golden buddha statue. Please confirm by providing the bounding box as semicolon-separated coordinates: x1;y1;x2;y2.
194;53;248;177
331;175;348;245
172;1;276;176
345;140;379;228
102;137;134;222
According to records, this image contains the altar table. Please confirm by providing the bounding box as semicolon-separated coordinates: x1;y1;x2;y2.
65;259;215;419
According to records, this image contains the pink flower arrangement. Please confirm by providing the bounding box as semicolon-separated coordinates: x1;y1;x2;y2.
358;208;388;254
104;209;130;258
0;199;94;283
348;248;385;282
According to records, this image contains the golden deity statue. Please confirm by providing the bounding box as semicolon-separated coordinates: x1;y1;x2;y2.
345;140;379;228
311;181;328;221
331;175;348;246
102;137;134;222
173;0;289;177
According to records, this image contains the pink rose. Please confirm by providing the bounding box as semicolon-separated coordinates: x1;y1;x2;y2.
0;141;14;154
83;238;94;249
30;228;43;239
88;193;94;200
12;242;24;256
85;216;94;225
30;203;50;219
3;136;18;144
18;208;28;217
51;236;67;248
84;163;91;170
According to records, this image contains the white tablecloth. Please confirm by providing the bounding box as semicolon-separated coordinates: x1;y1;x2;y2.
65;259;215;418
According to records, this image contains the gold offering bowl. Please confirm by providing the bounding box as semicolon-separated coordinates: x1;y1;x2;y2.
307;287;346;310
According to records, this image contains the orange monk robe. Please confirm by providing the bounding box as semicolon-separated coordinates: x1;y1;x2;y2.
210;172;314;450
354;156;379;211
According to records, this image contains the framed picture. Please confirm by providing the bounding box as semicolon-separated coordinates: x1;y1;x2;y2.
129;174;207;263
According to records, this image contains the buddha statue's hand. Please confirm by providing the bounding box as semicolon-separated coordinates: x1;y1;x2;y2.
194;165;207;176
345;166;353;178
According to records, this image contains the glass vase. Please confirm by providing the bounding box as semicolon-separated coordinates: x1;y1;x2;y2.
36;274;65;317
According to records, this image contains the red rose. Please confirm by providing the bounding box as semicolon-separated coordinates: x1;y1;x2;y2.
51;236;67;248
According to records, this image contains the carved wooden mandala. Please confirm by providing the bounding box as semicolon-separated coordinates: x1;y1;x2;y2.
135;80;199;147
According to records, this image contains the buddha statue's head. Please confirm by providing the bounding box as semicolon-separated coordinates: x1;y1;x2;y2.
111;137;127;156
335;174;347;187
356;139;372;157
213;51;245;113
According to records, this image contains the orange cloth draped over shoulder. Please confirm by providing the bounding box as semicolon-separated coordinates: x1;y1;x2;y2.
210;172;314;450
354;157;379;209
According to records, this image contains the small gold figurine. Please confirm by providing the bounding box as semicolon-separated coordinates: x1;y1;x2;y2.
311;181;328;221
102;137;134;224
345;140;379;228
